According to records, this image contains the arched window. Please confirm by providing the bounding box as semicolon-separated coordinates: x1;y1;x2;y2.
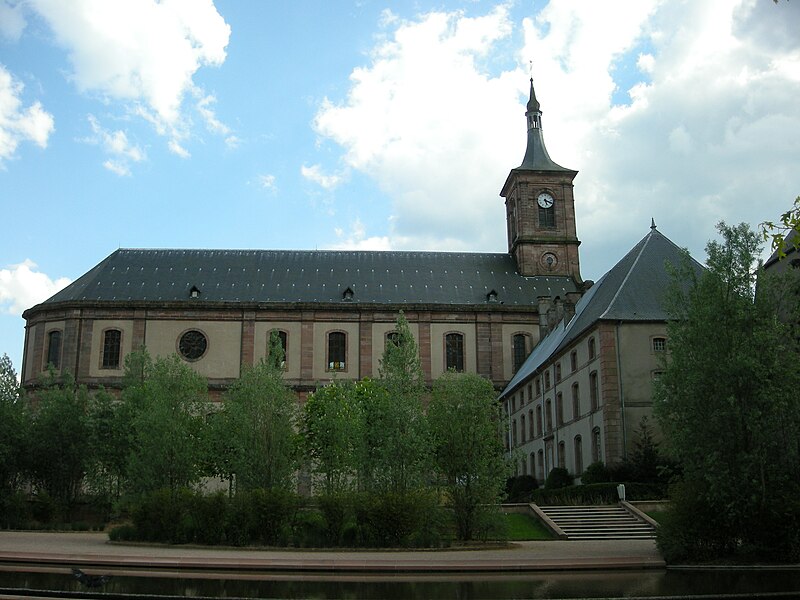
530;452;536;478
46;330;62;369
522;457;527;475
592;427;602;463
528;409;534;438
574;435;583;476
544;370;551;389
512;419;517;447
590;370;599;411
556;392;564;426
588;337;596;360
572;382;580;420
101;329;121;369
535;405;543;437
537;450;545;481
520;414;526;443
535;377;541;396
386;331;400;348
327;331;346;371
558;441;566;469
269;330;288;368
555;362;561;382
512;333;529;373
445;332;465;372
545;399;553;432
570;350;577;372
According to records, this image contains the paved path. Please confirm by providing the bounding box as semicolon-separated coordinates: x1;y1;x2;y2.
0;531;665;574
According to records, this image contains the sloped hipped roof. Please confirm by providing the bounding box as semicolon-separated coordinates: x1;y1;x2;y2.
500;226;704;398
33;249;579;309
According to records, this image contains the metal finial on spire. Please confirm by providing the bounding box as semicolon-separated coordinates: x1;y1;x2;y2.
651;218;657;230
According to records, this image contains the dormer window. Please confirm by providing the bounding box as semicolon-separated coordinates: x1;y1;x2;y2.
487;289;498;303
342;287;354;302
189;286;201;299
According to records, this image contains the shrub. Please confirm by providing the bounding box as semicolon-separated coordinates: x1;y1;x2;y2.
544;468;573;490
317;493;354;546
108;523;137;542
581;461;611;484
291;508;327;548
531;482;665;505
244;488;299;546
0;492;30;529
354;490;440;548
504;475;538;503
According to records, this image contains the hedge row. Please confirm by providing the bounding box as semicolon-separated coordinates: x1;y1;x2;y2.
530;482;666;505
110;488;479;548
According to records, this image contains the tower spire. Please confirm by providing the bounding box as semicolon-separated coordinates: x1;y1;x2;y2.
517;77;569;172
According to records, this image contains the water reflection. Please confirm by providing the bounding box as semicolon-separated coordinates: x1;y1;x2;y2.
1;568;800;599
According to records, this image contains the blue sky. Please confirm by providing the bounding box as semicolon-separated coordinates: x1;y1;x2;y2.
1;0;799;374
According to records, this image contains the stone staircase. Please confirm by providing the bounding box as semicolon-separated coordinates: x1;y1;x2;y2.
538;504;657;540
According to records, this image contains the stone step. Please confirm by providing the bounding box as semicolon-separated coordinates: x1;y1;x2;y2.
537;504;657;540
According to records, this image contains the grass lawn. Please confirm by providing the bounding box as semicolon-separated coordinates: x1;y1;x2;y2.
645;510;669;525
502;512;554;541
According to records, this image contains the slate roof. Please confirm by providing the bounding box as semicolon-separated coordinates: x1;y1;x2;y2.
500;225;704;398
764;229;799;268
32;249;579;309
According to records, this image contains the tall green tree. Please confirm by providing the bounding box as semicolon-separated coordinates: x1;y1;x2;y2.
428;371;509;540
28;372;92;518
217;359;298;492
302;379;360;494
123;353;208;495
654;222;800;562
86;388;130;501
372;312;429;493
0;355;28;499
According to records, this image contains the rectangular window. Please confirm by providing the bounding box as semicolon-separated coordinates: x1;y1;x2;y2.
512;334;528;373
539;205;555;228
101;329;121;369
328;331;346;371
269;330;288;368
46;330;61;369
445;332;465;372
590;371;599;411
653;337;667;352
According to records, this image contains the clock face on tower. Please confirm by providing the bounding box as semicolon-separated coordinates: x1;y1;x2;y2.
537;192;554;209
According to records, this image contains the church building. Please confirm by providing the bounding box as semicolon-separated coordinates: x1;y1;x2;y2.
21;80;588;401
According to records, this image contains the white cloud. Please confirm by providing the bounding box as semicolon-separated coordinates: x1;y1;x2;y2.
0;0;26;42
0;260;71;315
0;64;55;164
84;114;145;175
168;139;190;158
312;5;520;251
28;0;230;151
258;174;277;191
330;219;392;251
312;1;800;277
301;164;345;190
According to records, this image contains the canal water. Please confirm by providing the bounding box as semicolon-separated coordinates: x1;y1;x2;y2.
2;568;800;599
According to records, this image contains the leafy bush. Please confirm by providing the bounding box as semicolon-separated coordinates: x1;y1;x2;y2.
581;461;611;484
504;475;538;503
317;493;354;546
354;490;440;547
0;492;30;529
532;482;666;505
247;488;299;546
108;523;137;541
291;508;327;547
544;468;573;490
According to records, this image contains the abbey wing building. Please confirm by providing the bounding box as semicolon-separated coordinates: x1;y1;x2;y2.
21;80;695;480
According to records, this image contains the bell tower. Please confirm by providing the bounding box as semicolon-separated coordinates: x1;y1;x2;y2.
500;79;581;281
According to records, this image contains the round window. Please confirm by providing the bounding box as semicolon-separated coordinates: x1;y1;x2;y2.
178;330;207;361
